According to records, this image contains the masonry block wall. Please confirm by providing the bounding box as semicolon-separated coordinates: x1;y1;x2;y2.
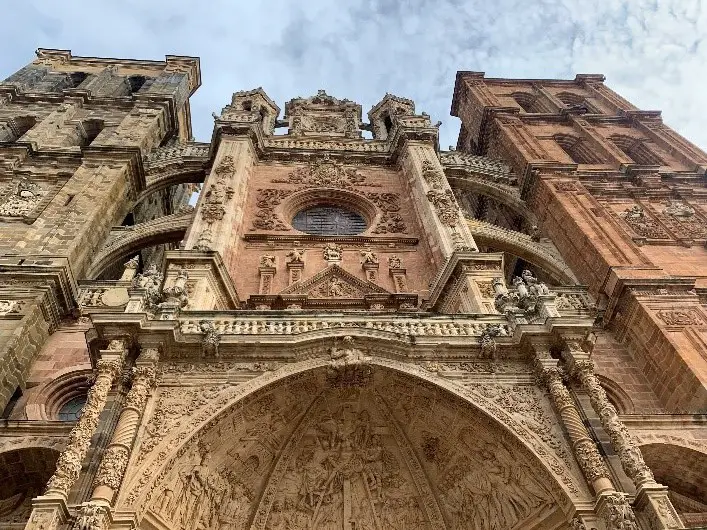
452;71;707;413
0;49;201;413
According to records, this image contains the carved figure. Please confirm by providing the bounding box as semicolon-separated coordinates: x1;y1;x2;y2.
388;255;402;269
603;492;639;530
360;248;378;265
521;269;550;296
329;336;371;367
0;178;46;217
200;320;220;357
74;502;108;530
260;255;276;268
663;200;694;218
286;248;305;264
322;243;343;261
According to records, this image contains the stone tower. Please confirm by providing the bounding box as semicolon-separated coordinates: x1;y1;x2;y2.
0;49;704;530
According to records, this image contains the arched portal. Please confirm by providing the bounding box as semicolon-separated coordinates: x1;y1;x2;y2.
0;447;59;526
125;359;581;530
640;443;707;527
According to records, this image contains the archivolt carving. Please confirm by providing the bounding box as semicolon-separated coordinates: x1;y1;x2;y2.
122;355;584;526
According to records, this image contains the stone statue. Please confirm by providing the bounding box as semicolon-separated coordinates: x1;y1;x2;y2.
286;248;305;264
360;248;378;265
521;269;550;296
260;255;276;268
322;243;343;261
329;336;371;367
388;255;402;269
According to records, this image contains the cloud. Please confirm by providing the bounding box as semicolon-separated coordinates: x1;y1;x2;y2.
2;0;706;151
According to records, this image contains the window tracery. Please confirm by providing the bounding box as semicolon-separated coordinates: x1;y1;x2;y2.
292;204;367;236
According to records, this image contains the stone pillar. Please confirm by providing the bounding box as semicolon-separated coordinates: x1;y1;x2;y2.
90;350;158;504
533;351;614;495
185;138;256;266
258;255;277;295
563;341;685;529
564;348;655;487
535;354;614;495
24;341;126;530
46;342;126;498
400;142;478;260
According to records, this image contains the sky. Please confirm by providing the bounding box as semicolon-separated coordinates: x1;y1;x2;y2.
3;0;706;151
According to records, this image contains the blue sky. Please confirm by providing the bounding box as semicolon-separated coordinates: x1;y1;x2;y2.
3;0;706;150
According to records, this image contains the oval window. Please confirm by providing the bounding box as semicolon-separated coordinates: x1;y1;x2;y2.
292;205;367;236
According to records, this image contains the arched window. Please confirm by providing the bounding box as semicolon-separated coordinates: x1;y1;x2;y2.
0;116;36;142
80;119;104;147
554;133;603;164
58;394;86;421
292;205;367;236
128;75;147;93
610;134;664;166
68;72;89;89
512;92;543;113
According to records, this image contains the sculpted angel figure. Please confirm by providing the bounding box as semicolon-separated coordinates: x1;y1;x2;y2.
360;248;379;265
329;336;371;367
286;248;305;264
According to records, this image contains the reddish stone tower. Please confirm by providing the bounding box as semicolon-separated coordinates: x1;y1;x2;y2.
453;71;707;524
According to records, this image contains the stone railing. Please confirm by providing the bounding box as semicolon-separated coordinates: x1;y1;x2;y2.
143;142;210;167
178;313;511;338
440;151;517;185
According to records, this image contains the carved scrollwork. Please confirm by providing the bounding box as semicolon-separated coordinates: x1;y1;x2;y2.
250;188;290;231
426;189;461;226
620;205;669;239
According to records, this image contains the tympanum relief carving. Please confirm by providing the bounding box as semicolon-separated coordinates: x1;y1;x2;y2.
138;367;570;530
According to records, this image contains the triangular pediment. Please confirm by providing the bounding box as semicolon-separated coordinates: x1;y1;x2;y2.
280;264;390;298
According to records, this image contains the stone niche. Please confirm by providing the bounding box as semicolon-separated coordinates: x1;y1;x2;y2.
284;90;362;139
133;366;573;530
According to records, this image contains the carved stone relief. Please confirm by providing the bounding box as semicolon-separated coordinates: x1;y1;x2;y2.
137;366;571;530
0;178;48;217
619;205;669;239
272;159;378;189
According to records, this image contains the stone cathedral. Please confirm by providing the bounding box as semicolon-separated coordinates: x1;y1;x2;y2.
0;48;704;530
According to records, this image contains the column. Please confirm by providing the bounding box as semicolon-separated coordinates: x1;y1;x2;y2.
90;349;158;503
563;342;685;530
24;341;126;530
45;341;126;497
534;352;614;495
564;349;654;487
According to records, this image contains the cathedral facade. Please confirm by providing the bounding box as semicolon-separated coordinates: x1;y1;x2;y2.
0;49;705;530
